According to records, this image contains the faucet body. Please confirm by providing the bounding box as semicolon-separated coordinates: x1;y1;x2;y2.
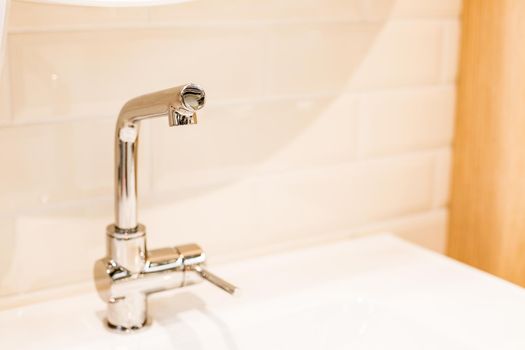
94;84;236;332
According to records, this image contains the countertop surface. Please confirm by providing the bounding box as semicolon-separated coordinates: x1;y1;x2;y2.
0;234;524;349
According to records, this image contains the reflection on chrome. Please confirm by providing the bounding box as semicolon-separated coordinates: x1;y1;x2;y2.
93;84;237;332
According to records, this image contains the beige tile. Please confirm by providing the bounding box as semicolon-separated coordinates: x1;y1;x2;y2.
264;21;382;96
0;0;461;299
361;208;449;253
432;148;452;208
148;0;362;23
8;0;148;31
0;217;16;296
0;203;110;295
141;179;259;262
255;154;434;244
350;21;442;89
258;93;358;173
0;119;150;211
8;27;265;122
357;86;455;157
151;94;357;193
359;0;462;21
392;0;462;18
150;101;268;193
441;20;461;83
390;209;448;253
0;55;10;124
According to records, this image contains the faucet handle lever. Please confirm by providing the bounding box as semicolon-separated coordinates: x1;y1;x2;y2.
192;265;239;295
175;243;239;295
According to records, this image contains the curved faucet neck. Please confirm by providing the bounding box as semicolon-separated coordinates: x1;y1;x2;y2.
114;84;204;231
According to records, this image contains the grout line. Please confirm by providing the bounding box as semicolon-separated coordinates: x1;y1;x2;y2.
431;148;452;209
1;41;13;125
354;92;366;161
350;94;361;161
197;83;457;106
2;114;116;128
6;16;463;35
0;280;96;311
431;151;440;209
0;194;113;219
438;20;448;84
7;18;369;34
146;120;155;194
439;19;461;84
353;145;453;164
0;83;456;129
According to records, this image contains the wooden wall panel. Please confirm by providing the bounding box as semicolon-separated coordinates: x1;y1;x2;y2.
448;0;525;285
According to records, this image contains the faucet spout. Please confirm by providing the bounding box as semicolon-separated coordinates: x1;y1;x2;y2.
114;83;205;231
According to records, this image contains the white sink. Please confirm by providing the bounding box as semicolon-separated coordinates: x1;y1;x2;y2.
1;234;524;349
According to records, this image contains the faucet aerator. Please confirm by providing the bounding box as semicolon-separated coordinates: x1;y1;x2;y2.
168;109;197;127
168;83;205;127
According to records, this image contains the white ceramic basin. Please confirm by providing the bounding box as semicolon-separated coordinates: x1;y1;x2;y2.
1;234;525;349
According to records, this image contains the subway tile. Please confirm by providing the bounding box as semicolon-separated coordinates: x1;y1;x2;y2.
7;0;462;33
255;154;434;243
258;93;358;173
390;209;448;253
373;209;448;253
360;0;462;21
392;0;462;18
7;19;444;122
8;27;265;122
141;179;259;261
441;20;461;83
151;94;357;193
0;0;460;298
357;86;455;157
148;0;362;23
0;217;16;296
264;21;382;96
0;205;110;295
0;55;10;124
432;148;452;208
350;21;442;89
150;101;271;193
0;121;112;211
8;0;148;31
0;189;446;297
0;120;150;211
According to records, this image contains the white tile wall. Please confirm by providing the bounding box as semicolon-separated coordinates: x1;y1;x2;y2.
361;0;461;20
357;86;455;157
8;2;147;30
0;60;9;124
433;148;453;208
0;121;112;211
367;208;449;252
0;0;462;299
349;20;443;89
441;19;461;82
151;94;359;192
254;154;434;242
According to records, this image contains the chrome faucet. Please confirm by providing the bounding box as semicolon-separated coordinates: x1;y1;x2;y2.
94;84;237;332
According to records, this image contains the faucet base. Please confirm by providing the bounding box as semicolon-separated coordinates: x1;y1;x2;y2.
106;318;149;333
107;292;148;331
94;223;237;332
